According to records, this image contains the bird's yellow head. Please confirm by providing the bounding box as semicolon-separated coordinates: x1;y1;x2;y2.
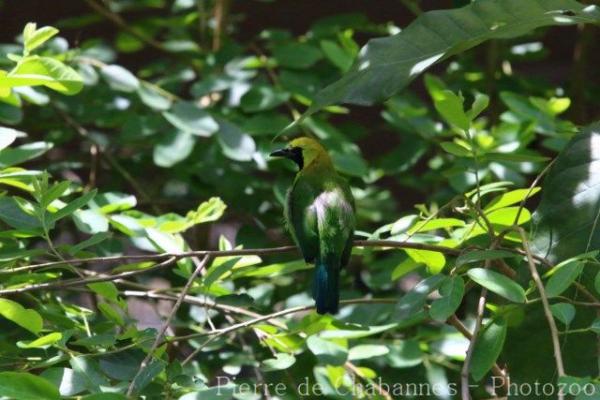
270;137;331;171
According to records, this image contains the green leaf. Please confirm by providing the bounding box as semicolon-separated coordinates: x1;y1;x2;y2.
186;197;226;225
73;209;109;234
305;0;600;115
545;260;584;298
306;335;348;365
485;206;530;226
456;249;517;267
82;394;128;400
41;368;86;396
590;318;600;334
137;83;172;111
162;102;218;137
320;40;353;71
0;298;43;334
482;152;550;163
433;90;470;130
470;318;507;381
179;386;236;400
5;56;83;95
466;93;490;120
153;131;195;167
272;43;322;69
0;196;42;230
408;218;465;234
484;188;541;213
0;141;53;167
467;268;526;303
405;248;446;274
41;181;71;208
48;189;97;225
69;356;109;392
440;141;471;157
215;119;256;162
0;127;17;151
18;332;62;348
87;282;119;302
100;64;139;92
595;271;600;295
429;276;464;322
320;323;398;339
98;351;143;380
131;359;166;394
533;122;600;262
396;274;446;319
386;339;423;368
91;192;137;214
262;353;296;371
348;344;389;360
98;302;124;325
0;372;60;400
158;197;226;233
240;85;290;112
24;25;59;54
550;303;575;325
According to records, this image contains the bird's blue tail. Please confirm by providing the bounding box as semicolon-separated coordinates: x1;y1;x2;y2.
313;261;339;315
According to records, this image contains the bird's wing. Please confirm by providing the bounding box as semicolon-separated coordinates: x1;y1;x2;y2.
312;186;355;264
286;179;319;262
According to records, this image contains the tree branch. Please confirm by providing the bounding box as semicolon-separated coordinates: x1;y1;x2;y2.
126;255;211;397
2;240;461;276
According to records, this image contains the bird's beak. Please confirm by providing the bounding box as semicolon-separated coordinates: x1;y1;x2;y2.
269;148;292;158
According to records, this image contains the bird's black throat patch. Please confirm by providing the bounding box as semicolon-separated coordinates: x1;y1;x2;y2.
288;147;304;170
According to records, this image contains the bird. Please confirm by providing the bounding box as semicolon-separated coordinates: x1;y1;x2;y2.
270;137;355;314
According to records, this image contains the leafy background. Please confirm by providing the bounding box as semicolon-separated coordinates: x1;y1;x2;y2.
0;0;599;399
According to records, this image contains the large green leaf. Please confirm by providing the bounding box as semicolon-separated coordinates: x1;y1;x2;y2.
304;0;600;115
48;189;97;225
2;56;83;95
306;335;348;365
162;102;218;137
23;23;59;54
429;276;464;321
467;268;526;303
0;141;53;168
0;372;60;400
0;127;17;151
532;122;600;262
0;298;43;334
470;318;507;381
0;196;42;230
396;274;447;318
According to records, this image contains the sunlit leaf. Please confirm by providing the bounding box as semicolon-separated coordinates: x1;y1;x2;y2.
467;268;526;303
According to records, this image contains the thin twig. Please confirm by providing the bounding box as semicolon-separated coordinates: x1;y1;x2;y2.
2;240;461;276
513;158;556;226
447;315;508;391
83;0;169;53
461;286;488;400
165;298;397;344
345;361;392;400
126;255;211;396
517;227;565;397
0;257;178;295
